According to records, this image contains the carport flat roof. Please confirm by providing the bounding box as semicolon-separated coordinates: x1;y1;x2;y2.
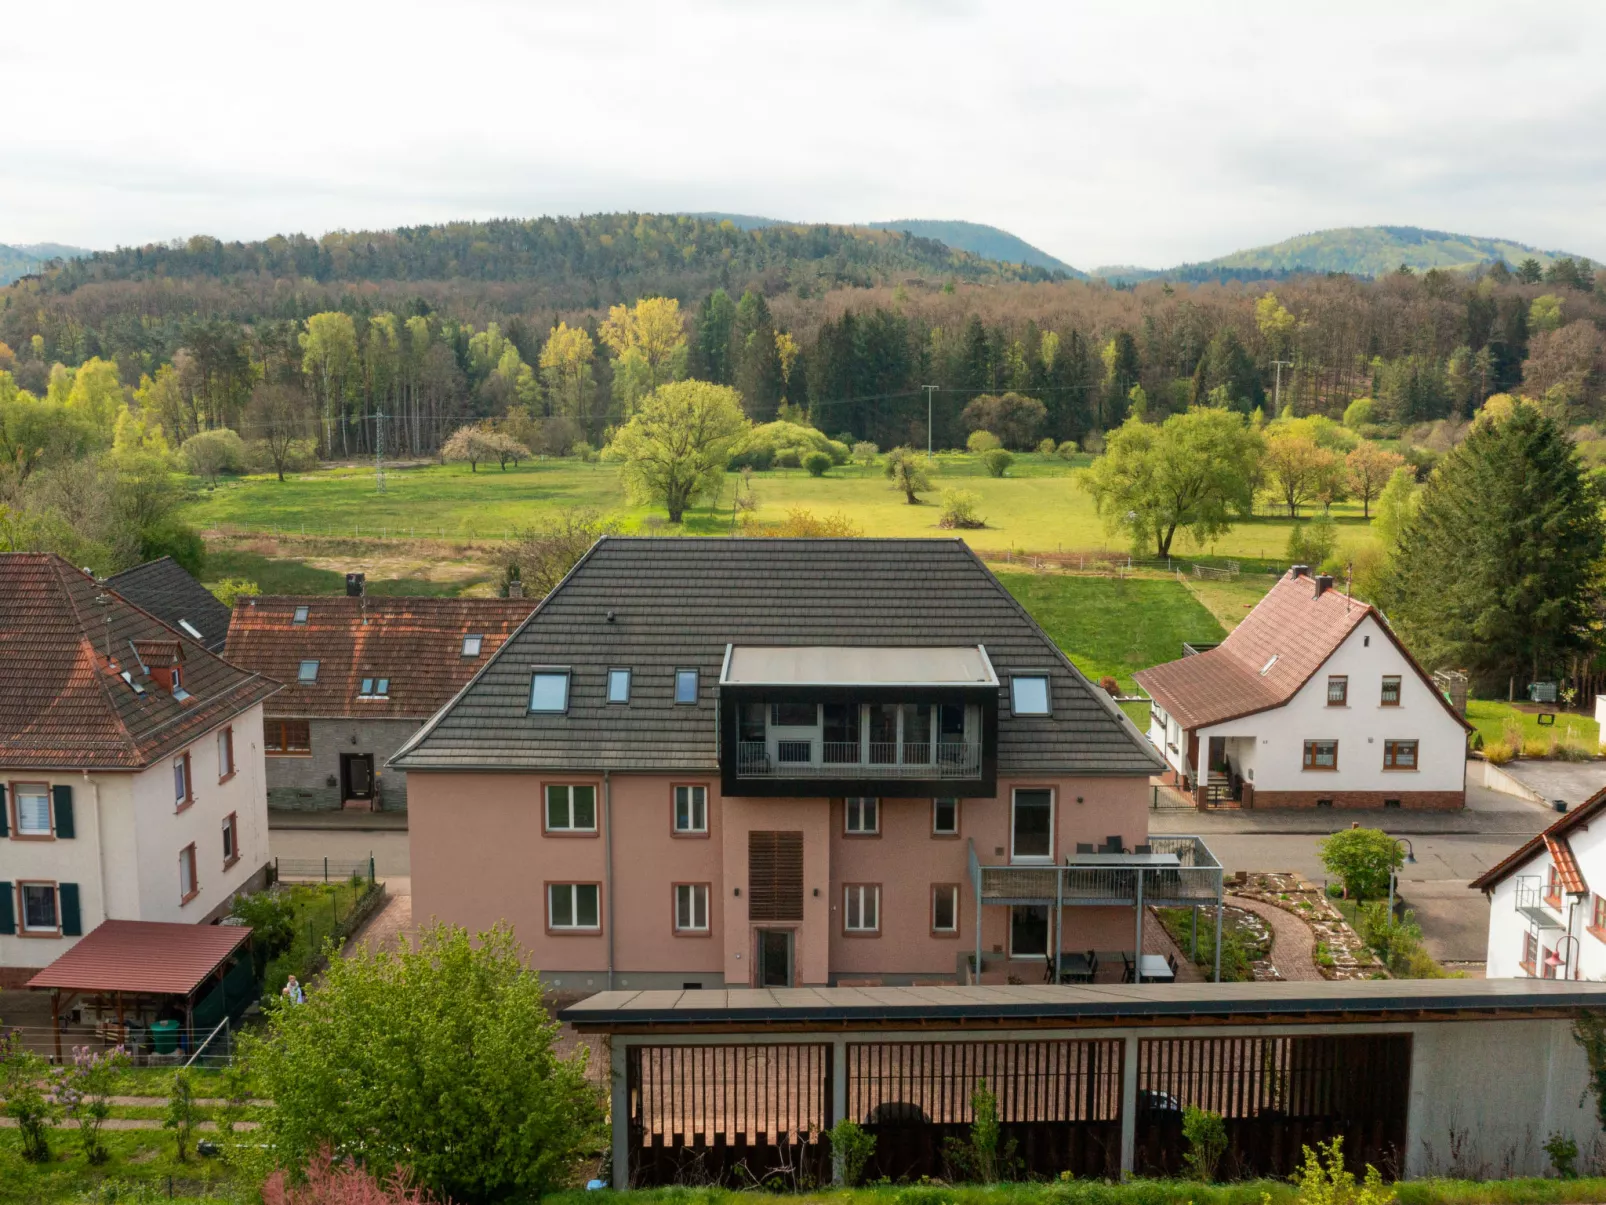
27;920;252;997
562;978;1606;1032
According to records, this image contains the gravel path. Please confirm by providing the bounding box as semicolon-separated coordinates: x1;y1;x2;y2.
1228;894;1324;981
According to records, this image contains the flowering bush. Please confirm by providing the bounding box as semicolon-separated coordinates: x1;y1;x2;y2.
0;1029;56;1161
50;1044;128;1164
263;1147;448;1203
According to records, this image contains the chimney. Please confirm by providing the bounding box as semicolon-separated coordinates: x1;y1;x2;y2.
345;573;366;598
1290;564;1310;579
1314;574;1334;598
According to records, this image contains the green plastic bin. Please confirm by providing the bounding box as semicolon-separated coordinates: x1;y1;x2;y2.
151;1019;180;1054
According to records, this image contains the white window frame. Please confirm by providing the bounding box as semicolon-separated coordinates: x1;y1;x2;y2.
844;884;880;933
462;634;483;657
222;812;238;865
548;883;601;930
1010;675;1050;715
529;670;571;713
844;797;879;835
1010;788;1054;863
545;784;597;832
673;785;707;834
932;884;959;933
173;754;192;808
217;727;234;779
13;784;52;836
298;659;319;684
675;883;710;932
608;668;632;704
19;882;58;932
932;797;960;836
179;843;197;901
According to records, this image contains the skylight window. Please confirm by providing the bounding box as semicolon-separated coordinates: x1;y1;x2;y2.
462;634;483;657
358;677;390;698
178;619;203;640
674;669;699;705
608;668;631;704
1011;675;1050;715
529;670;571;713
292;606;310;625
298;659;320;684
120;669;146;696
1260;655;1279;675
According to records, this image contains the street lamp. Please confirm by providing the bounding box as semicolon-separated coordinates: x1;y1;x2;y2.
1386;837;1416;917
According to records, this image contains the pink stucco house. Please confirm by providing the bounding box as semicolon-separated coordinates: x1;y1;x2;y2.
393;538;1221;989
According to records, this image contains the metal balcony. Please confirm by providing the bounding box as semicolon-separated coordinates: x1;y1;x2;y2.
1515;875;1564;929
735;739;983;780
969;835;1224;908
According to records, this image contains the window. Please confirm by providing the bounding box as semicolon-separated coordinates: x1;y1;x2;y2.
843;884;880;933
845;797;879;835
1592;893;1606;933
674;785;707;833
265;719;311;755
933;797;959;836
1381;676;1402;706
13;784;51;836
179;843;198;903
738;702;766;742
178;618;204;641
1011;789;1053;861
217;727;235;780
173;753;193;808
1302;740;1338;770
1521;929;1539;975
358;678;390;698
1009;905;1049;957
1260;655;1278;675
1011;675;1050;715
529;671;570;713
171;666;188;700
545;784;597;832
222;813;238;867
675;669;699;704
20;883;58;932
1326;676;1348;706
932;884;959;933
292;605;309;624
770;702;817;727
1383;739;1418;770
548;883;600;930
462;634;483;657
675;884;710;932
1546;863;1563;906
298;659;319;684
607;669;631;703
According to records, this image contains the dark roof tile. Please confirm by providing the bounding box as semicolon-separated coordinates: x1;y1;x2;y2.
106;557;232;653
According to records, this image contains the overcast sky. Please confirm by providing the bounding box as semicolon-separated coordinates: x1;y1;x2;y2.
5;0;1604;269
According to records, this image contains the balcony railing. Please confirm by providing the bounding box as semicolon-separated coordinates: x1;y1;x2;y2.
968;835;1224;908
735;739;983;779
1515;875;1564;929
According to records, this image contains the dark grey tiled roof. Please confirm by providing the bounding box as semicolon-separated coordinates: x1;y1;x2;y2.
392;538;1162;777
107;558;232;653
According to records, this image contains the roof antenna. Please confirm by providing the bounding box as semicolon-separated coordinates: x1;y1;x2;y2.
1344;562;1354;611
95;592;112;662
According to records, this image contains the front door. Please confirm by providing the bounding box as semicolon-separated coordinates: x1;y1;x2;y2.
756;929;792;987
341;753;374;801
1208;736;1227;772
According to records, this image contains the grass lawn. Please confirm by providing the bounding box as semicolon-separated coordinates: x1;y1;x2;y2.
203;546;497;596
1466;699;1600;750
997;571;1224;694
0;1127;246;1204
181;456;1385;560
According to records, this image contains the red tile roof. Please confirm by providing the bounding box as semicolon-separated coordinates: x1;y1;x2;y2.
27;920;253;996
1135;569;1470;734
0;554;280;771
225;596;534;720
1472;787;1606;893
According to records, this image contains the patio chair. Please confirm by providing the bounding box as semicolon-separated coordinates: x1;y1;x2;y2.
1167;953;1179;977
1076;842;1095;854
1134;843;1152;854
1120;951;1134;983
1103;836;1125;854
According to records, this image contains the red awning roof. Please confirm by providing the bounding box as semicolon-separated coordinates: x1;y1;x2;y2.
27;920;252;996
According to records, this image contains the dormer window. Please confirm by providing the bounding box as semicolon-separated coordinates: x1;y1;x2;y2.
462;634;483;657
298;660;319;684
293;606;310;625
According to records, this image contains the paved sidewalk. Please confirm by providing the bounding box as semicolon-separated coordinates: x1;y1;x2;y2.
1228;895;1323;981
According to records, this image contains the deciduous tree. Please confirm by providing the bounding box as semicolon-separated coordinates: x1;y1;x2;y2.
607;380;748;522
1263;430;1341;518
1344;442;1406;518
600;297;687;415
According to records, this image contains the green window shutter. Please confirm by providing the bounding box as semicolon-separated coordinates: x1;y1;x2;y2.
0;784;8;838
58;884;82;937
52;785;75;839
0;884;13;935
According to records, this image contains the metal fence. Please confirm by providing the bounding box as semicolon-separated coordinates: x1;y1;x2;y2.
273;854;376;883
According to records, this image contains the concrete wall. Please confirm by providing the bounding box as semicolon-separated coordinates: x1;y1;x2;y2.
0;702;272;977
265;716;421;811
408;768;1154;990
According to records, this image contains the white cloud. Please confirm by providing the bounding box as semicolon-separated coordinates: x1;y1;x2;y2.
3;0;1603;267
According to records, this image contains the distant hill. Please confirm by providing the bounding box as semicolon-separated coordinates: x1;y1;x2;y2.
0;242;94;287
1094;226;1594;284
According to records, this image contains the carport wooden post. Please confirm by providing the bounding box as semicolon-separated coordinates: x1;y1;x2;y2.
610;1037;629;1188
1119;1033;1139;1178
50;990;62;1062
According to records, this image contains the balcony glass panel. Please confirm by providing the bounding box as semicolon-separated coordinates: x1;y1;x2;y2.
869;704;899;764
739;703;766;743
733;699;984;779
901;703;933;765
771;702;817;727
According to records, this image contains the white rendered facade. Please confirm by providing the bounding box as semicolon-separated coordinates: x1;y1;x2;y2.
1484;816;1606;982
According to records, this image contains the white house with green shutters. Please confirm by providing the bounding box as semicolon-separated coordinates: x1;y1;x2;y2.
0;554;278;986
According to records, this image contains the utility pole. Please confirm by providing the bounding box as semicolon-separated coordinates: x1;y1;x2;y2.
1271;360;1293;412
374;412;387;493
923;385;937;455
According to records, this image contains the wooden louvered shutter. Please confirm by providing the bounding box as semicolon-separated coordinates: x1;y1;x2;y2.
748;831;804;921
58;884;81;937
53;786;75;839
0;884;13;935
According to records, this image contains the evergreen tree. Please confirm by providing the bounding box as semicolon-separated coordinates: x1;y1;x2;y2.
731;291;784;420
1384;402;1604;693
1189;328;1262;413
1100;331;1141;430
689;289;736;384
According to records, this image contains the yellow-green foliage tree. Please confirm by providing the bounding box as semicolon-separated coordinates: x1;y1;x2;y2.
600;297;687;416
1264;429;1342;517
1344;442;1406;518
299;312;359;455
609;380;748;521
539;321;596;424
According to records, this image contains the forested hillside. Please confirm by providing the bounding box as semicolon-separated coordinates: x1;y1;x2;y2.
0;242;94;287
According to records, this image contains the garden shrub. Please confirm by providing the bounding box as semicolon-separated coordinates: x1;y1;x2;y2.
983;448;1014;477
1056;440;1080;458
730;420;850;469
1098;676;1120;695
1522;737;1552;759
1037;437;1057;455
1483;739;1514;765
852;440;879;468
262;1146;447;1203
1317;827;1402;903
802;450;833;477
1290;1137;1395;1205
774;448;802;469
1547;1131;1581;1179
939;489;985;529
0;1029;55;1161
828;1118;877;1187
942;1080;1018;1182
1181;1105;1227;1181
966;430;1002;453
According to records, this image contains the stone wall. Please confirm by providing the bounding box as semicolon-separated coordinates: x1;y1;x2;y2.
264;716;423;812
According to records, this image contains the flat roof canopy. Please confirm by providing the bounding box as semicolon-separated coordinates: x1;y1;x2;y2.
721;645;998;687
561;978;1606;1032
27;920;252;998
